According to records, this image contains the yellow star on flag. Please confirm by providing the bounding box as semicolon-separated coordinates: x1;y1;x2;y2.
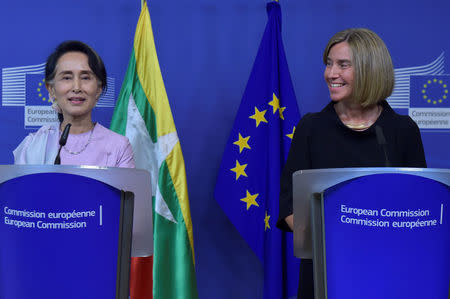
264;211;271;231
230;160;248;180
268;93;280;113
286;126;296;139
233;133;251;153
268;93;286;120
240;190;259;210
249;107;268;127
278;106;286;120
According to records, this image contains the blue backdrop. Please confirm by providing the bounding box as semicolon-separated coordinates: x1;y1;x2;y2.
1;0;449;298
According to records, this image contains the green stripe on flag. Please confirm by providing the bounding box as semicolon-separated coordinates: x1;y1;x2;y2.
129;52;157;143
111;51;157;143
153;213;198;299
158;160;180;221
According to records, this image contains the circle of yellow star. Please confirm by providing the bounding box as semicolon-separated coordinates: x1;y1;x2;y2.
240;190;259;210
422;77;448;105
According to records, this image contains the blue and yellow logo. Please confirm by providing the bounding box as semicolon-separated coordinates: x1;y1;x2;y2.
36;78;51;103
25;74;52;106
411;75;450;108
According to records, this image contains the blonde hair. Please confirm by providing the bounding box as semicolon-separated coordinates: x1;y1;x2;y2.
323;28;394;107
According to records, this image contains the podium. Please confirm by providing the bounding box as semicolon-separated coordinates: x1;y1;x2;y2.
293;168;449;299
0;165;152;299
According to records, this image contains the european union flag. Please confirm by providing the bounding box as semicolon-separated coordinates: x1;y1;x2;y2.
25;74;50;106
410;75;450;108
215;2;300;298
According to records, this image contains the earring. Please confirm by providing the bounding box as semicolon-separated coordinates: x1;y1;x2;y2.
50;97;62;113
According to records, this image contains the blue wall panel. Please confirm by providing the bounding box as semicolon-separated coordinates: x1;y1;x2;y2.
1;1;448;298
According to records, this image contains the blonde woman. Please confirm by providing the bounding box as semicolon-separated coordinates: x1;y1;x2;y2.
277;28;426;298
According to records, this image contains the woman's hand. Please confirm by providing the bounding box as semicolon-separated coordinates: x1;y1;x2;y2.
285;214;294;231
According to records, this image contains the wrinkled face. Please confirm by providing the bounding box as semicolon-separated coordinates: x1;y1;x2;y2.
324;42;354;104
47;51;102;122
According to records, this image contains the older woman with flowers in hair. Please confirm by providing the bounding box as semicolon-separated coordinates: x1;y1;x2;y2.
13;40;134;168
277;28;426;298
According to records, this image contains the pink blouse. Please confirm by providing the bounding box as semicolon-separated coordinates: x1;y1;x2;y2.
14;123;135;168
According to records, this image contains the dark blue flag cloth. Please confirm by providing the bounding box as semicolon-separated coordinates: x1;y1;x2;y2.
215;2;300;298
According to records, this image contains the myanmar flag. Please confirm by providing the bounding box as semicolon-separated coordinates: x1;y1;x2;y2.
110;2;198;299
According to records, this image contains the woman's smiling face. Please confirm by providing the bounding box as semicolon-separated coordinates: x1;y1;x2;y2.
47;51;102;122
324;42;355;104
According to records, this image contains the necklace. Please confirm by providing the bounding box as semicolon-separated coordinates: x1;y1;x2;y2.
342;105;382;131
344;122;372;130
62;124;95;155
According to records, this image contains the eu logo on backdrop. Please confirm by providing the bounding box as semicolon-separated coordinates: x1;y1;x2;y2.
408;75;450;129
386;53;450;130
25;74;51;106
24;74;58;127
410;75;450;108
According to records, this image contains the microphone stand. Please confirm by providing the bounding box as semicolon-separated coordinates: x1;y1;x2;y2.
54;123;71;165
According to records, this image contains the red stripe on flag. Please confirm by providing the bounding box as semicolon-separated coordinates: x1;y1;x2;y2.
130;256;153;299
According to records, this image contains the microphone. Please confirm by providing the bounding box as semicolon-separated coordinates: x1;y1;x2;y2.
54;123;71;165
375;125;390;167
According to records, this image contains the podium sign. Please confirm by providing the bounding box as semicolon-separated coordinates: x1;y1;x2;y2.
293;168;450;258
0;173;132;299
315;173;449;298
0;165;152;257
